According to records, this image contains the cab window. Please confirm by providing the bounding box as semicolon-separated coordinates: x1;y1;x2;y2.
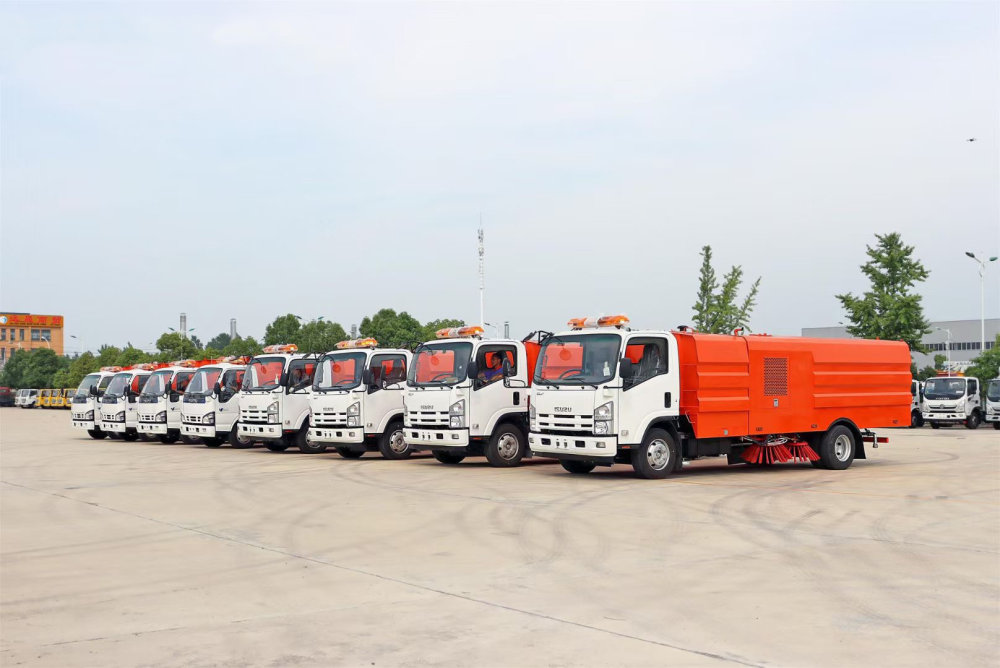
622;338;669;391
474;345;516;388
370;354;407;390
286;359;316;392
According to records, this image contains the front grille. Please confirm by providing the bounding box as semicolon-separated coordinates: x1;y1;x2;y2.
536;413;594;433
407;410;448;427
138;414;159;423
183;413;208;424
241;408;268;424
313;409;348;427
72;412;90;420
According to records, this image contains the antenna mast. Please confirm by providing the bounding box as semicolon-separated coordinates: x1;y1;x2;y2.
478;217;485;328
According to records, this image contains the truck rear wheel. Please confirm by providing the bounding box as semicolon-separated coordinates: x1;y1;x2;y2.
202;437;222;447
930;422;940;429
122;429;138;442
433;450;465;465
265;442;289;452
159;432;179;444
296;422;327;454
336;447;365;459
965;412;981;430
631;428;678;479
228;428;253;448
378;422;411;459
486;424;526;467
560;460;596;474
910;410;924;428
993;422;1000;430
818;425;856;470
87;429;107;440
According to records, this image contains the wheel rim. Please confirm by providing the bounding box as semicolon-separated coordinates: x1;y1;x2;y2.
833;434;852;461
646;438;671;470
389;429;407;454
497;433;520;460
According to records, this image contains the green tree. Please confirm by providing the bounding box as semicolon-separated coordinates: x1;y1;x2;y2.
422;318;465;341
690;245;761;334
156;332;198;360
966;334;1000;396
836;232;931;352
0;349;30;387
263;314;302;346
222;336;263;357
21;349;65;388
97;345;123;367
117;345;153;367
60;352;101;388
196;347;222;361
206;332;232;350
189;334;204;349
298;320;348;354
359;309;425;349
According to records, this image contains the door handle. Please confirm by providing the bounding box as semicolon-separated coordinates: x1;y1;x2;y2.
664;392;671;408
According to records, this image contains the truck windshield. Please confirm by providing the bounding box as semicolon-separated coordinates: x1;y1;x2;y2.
74;373;101;398
104;373;131;398
187;367;223;395
242;357;286;391
923;377;967;400
141;371;172;397
987;380;1000;402
408;342;473;387
314;352;366;391
535;333;622;386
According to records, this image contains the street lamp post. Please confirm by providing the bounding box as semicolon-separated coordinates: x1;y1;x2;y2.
965;252;998;355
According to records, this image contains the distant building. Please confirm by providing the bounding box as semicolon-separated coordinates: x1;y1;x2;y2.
0;313;65;367
802;318;1000;371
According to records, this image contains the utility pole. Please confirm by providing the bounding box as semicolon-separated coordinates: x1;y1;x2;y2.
965;252;997;354
478;218;485;328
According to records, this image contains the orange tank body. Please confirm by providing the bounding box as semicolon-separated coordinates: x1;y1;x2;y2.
675;332;911;439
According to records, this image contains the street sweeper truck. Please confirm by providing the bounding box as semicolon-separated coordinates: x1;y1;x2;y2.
527;315;910;479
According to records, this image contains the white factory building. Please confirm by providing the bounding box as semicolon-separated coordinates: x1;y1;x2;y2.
802;318;999;372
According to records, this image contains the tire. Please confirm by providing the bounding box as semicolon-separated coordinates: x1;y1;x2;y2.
377;422;411;460
560;460;596;474
965;412;981;430
122;429;138;442
818;424;856;470
181;435;199;445
87;429;107;440
485;424;526;467
993;421;1000;430
265;442;289;452
433;450;465;465
138;433;153;442
202;437;222;447
930;422;940;429
228;428;253;449
159;432;179;444
106;432;121;440
630;428;679;479
910;411;924;428
296;422;327;454
336;447;365;459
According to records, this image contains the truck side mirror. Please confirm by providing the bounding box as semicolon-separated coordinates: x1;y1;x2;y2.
89;385;98;397
279;371;289;387
619;357;634;380
466;361;478;380
213;382;222;395
501;357;512;377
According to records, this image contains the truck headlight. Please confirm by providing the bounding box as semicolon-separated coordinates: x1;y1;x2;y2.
347;402;360;416
347;416;360;427
529;403;536;430
449;400;465;428
84;410;94;420
267;401;279;424
115;411;126;422
204;412;215;425
594;401;613;435
450;415;464;428
156;411;167;423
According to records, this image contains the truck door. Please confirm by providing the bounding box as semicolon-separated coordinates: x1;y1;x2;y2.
471;343;524;435
967;378;980;414
218;369;243;430
169;371;194;428
366;353;408;433
285;358;316;431
617;335;677;445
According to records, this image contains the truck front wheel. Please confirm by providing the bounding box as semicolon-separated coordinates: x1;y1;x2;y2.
296;422;327;454
631;429;679;479
87;429;107;440
228;429;253;448
910;411;923;428
378;422;411;459
818;425;856;470
965;412;981;430
336;447;365;459
486;424;526;467
265;442;289;452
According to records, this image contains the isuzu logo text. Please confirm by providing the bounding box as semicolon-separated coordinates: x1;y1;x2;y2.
421;405;433;410
554;407;572;413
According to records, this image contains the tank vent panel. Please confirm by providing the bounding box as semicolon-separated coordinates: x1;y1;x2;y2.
764;357;788;396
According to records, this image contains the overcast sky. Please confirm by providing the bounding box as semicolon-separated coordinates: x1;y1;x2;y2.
1;1;997;354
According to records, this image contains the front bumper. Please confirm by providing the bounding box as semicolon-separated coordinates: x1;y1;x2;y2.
101;421;126;433
528;431;618;462
182;422;219;437
72;417;95;430
239;422;283;440
309;426;364;444
404;427;469;449
922;412;968;423
137;422;168;434
985;412;999;423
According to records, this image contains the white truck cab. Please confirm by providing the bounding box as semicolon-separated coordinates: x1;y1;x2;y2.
403;326;539;467
308;338;411;458
238;344;318;452
182;360;251;447
136;362;201;443
984;378;1000;430
16;389;39;408
527;316;682;474
99;367;152;441
910;379;924;428
70;369;116;438
921;375;982;429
